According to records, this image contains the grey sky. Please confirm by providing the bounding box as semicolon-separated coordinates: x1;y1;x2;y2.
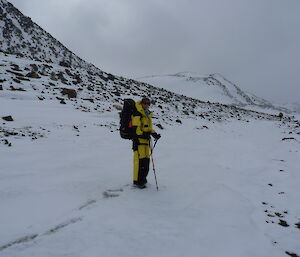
9;0;300;103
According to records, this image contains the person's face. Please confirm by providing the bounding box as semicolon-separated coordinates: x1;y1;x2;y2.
141;100;150;110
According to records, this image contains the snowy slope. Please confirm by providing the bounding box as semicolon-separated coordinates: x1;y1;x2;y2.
1;1;300;257
1;94;300;257
138;72;291;114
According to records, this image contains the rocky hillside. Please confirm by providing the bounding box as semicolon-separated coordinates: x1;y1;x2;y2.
0;0;96;70
1;1;299;148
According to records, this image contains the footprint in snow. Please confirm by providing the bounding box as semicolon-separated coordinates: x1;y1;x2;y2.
102;188;124;198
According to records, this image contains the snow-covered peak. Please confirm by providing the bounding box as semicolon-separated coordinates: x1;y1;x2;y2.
138;72;291;114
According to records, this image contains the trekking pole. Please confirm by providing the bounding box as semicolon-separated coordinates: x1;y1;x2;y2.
150;138;159;191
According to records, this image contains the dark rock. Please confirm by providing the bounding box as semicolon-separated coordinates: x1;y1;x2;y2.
74;74;82;83
59;61;71;68
26;72;41;79
278;219;289;227
7;69;24;77
11;64;22;71
60;99;66;104
50;72;57;81
107;73;116;81
30;64;38;72
0;85;3;90
10;86;26;91
176;119;182;124
61;88;77;98
156;124;164;130
12;78;21;83
17;76;30;81
2;116;14;121
99;74;109;82
285;252;299;257
65;69;73;77
57;72;68;84
82;98;94;103
112;91;121;97
282;137;295;141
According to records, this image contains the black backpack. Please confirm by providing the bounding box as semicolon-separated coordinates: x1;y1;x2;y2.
119;99;136;139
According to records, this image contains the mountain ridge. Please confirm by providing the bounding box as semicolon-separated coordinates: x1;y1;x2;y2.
138;72;292;114
0;0;97;71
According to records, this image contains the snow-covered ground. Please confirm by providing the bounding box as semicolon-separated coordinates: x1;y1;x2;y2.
1;96;300;257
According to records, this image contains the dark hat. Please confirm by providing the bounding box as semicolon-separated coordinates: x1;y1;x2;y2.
141;97;151;105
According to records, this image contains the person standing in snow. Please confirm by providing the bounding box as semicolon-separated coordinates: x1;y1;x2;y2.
131;97;161;188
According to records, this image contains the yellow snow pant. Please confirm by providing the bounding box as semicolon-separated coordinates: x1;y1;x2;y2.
133;139;150;185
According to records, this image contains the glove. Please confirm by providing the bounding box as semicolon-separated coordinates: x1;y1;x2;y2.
152;133;161;140
142;132;151;139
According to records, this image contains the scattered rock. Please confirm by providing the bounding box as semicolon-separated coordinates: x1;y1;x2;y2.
11;64;22;71
278;112;284;119
176;119;182;124
295;222;300;229
2;116;14;121
26;72;41;79
107;73;116;81
268;183;273;187
10;86;26;91
12;78;21;83
82;98;94;103
282;137;295;141
16;76;30;81
57;72;68;84
0;85;3;90
156;124;164;130
285;252;299;257
2;139;12;147
275;212;284;218
7;69;24;77
59;61;71;68
112;91;121;96
278;219;289;227
99;74;109;82
61;88;77;98
30;64;38;72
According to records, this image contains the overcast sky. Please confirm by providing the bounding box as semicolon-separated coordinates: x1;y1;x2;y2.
9;0;300;103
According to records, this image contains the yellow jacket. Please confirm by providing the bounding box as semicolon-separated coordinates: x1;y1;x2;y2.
132;101;156;143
